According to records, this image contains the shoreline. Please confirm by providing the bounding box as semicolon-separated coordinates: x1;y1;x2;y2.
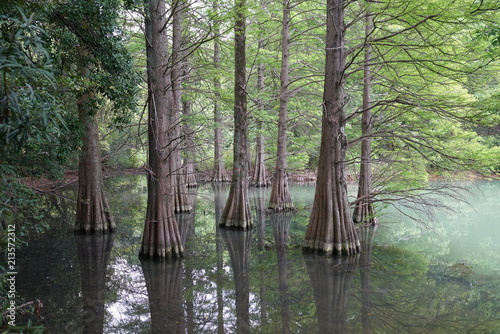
20;168;499;193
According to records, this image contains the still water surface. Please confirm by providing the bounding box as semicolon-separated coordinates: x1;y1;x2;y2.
16;176;500;333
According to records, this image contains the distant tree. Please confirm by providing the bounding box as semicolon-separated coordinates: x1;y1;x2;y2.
140;0;183;259
268;0;294;211
353;0;376;225
220;0;253;229
171;0;191;212
211;0;229;183
251;3;270;188
303;0;360;255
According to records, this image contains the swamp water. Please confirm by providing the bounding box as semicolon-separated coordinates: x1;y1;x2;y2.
14;176;500;333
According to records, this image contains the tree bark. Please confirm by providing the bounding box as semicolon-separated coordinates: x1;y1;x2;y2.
251;37;269;187
251;126;269;187
75;46;115;233
183;98;198;188
353;1;377;225
303;0;360;255
212;0;228;183
140;0;183;259
269;0;294;211
220;0;253;229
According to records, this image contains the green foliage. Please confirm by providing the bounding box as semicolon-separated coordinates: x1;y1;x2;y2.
0;167;50;247
0;7;67;152
48;0;140;123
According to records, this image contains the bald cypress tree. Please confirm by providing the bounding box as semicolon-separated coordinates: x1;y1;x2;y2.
353;0;377;225
303;0;360;255
220;0;253;229
268;0;294;212
140;0;183;259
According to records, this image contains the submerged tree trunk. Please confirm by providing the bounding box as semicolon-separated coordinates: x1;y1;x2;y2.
140;0;183;259
220;0;253;229
75;46;115;233
269;0;293;211
303;0;360;255
353;1;377;225
212;0;228;183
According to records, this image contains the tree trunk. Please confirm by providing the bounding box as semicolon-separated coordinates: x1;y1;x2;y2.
303;0;360;255
75;46;115;233
353;1;377;225
269;0;294;211
212;0;228;183
220;0;253;229
171;0;191;213
183;98;198;188
140;0;183;259
251;127;269;187
251;37;269;187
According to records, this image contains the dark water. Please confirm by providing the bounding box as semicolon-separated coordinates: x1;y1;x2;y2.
15;176;500;333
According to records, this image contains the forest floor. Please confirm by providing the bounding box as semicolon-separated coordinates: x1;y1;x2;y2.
21;168;145;192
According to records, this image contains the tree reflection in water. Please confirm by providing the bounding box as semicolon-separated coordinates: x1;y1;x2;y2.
304;253;358;333
212;182;228;334
139;190;196;334
177;187;197;333
270;212;293;334
141;259;185;334
359;225;377;334
75;232;115;334
252;187;270;328
220;228;252;334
